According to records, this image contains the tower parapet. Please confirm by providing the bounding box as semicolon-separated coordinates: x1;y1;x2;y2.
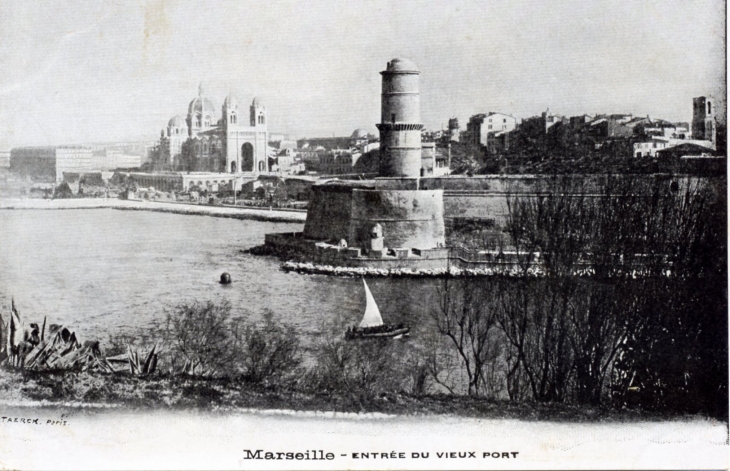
377;58;423;177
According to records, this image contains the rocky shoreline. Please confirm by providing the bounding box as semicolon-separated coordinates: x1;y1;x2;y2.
278;260;674;278
280;260;548;277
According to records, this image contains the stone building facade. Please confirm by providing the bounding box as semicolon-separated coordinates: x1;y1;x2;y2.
158;83;268;173
466;112;518;150
10;146;93;182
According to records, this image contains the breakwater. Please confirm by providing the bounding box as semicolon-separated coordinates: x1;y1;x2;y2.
281;260;544;277
279;260;671;278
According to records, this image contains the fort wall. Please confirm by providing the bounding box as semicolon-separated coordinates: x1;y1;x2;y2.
349;189;445;249
302;185;354;241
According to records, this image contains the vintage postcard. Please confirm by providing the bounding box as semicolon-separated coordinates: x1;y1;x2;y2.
0;0;727;469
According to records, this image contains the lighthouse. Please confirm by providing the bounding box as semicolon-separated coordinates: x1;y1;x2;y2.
376;58;423;178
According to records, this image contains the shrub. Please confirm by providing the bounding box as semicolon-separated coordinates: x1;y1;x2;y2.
165;301;244;377
53;182;74;199
240;311;302;385
305;335;416;400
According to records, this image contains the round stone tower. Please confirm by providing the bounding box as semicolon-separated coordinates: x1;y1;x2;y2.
377;58;423;177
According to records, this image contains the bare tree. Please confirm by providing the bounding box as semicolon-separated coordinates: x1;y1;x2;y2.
432;278;504;397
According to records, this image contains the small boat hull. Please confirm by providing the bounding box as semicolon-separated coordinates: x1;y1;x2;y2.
346;279;411;340
345;326;410;340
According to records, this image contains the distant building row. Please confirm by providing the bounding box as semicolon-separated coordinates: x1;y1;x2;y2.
5;147;141;182
464;96;718;159
271;128;451;177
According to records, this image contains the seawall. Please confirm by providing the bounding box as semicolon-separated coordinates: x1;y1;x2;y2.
0;198;307;223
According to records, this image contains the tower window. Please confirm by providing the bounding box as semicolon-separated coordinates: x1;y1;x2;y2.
391;113;396;124
707;102;712;114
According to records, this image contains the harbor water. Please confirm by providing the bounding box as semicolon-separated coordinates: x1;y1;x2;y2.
0;209;441;347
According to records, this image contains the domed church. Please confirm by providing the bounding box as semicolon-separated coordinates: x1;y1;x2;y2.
158;83;269;173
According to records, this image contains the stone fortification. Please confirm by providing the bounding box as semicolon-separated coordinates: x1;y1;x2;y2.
265;173;706;271
377;58;423;178
302;182;445;250
302;183;361;241
349;189;445;250
263;58;701;272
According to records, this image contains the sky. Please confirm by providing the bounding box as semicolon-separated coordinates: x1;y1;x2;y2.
0;0;725;148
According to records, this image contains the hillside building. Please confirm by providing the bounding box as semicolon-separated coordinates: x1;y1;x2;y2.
447;117;460;142
466;112;518;150
692;96;716;144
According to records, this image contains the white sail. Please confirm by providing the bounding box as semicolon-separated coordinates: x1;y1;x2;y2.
359;279;384;328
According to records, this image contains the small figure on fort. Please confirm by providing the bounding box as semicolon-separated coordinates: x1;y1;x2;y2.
370;223;383;251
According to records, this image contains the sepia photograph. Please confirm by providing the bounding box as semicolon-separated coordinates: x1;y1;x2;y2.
0;0;727;469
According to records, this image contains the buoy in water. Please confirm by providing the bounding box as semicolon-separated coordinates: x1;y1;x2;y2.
219;272;232;284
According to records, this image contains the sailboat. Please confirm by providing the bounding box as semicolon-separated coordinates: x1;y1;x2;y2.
345;279;410;340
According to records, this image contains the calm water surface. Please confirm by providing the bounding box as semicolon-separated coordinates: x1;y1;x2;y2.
0;209;440;346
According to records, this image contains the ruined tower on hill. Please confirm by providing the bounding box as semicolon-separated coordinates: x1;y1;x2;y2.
377;58;423;177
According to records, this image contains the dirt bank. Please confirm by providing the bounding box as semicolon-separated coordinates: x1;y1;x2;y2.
0;368;713;423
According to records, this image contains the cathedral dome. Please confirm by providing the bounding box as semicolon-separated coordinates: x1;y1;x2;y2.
223;92;237;109
351;128;369;138
188;83;216;119
188;95;216;116
385;58;419;73
168;115;186;128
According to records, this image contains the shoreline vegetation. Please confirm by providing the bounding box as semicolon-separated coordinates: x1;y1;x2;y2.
0;198;307;223
0;175;726;421
0;300;720;423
